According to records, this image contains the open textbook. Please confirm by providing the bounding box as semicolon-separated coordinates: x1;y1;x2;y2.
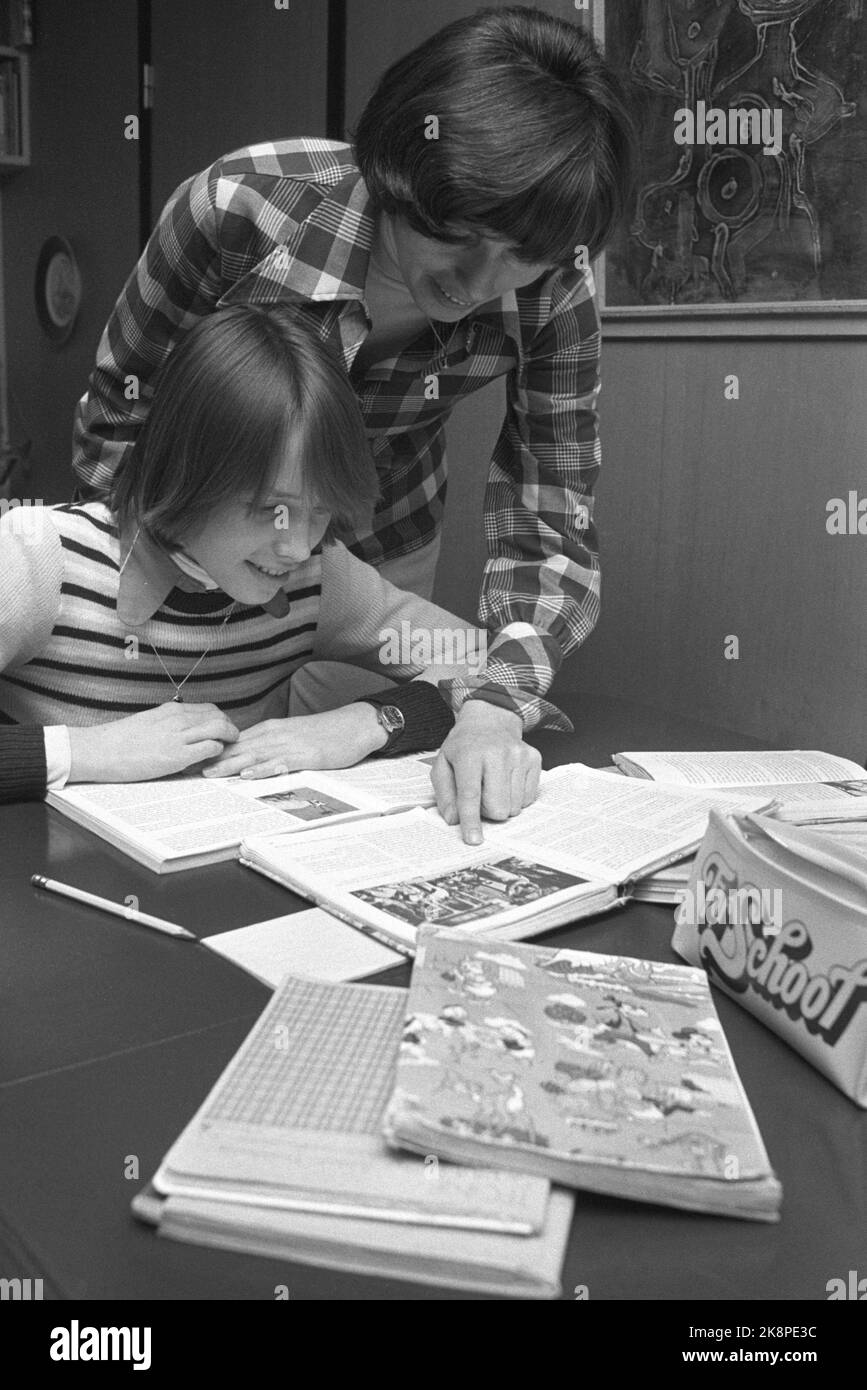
613;749;867;824
45;753;438;873
133;973;572;1298
239;764;771;953
383;929;782;1222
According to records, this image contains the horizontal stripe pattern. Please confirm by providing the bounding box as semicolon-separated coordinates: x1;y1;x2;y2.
0;505;323;729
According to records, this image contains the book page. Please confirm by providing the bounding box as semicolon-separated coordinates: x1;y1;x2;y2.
725;780;867;822
485;765;770;880
314;753;437;810
615;749;866;787
243;808;604;942
811;821;867;854
159;974;549;1231
48;765;400;860
203;907;404;987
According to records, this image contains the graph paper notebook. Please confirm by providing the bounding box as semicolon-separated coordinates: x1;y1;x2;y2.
384;930;782;1222
134;974;571;1297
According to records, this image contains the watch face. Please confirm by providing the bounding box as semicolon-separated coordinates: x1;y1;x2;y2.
379;704;405;735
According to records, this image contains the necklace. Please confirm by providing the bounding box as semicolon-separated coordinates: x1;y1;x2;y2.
119;525;237;703
427;317;457;360
146;606;236;703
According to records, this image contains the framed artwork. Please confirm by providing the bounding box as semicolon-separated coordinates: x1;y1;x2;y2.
590;1;867;333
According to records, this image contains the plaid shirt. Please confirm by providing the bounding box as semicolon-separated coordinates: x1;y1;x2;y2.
72;140;603;732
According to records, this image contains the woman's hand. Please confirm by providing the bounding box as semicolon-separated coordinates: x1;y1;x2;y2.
201;704;387;778
430;700;542;845
68;704;240;783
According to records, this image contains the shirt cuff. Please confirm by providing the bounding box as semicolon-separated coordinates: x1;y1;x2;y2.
438;678;572;733
45;726;72;790
434;622;573;732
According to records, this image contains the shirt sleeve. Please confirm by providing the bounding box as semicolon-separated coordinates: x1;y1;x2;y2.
44;727;72;790
0;510;64;667
0;511;65;801
71;163;225;496
314;542;567;729
465;268;602;725
0;727;48;803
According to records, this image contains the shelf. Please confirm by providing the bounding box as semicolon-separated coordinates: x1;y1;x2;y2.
0;44;29;169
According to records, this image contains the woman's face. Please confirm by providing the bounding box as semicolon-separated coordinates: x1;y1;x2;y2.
388;215;554;320
181;434;330;603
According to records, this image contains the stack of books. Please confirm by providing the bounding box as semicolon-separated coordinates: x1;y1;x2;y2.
135;931;782;1297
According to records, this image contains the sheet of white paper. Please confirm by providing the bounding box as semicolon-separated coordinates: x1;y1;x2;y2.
202;907;404;987
616;749;866;787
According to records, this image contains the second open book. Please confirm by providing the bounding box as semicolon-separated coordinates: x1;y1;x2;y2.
45;753;440;873
613;748;867;824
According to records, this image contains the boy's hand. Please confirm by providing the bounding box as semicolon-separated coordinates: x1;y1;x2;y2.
201;705;387;778
430;700;542;845
68;704;240;783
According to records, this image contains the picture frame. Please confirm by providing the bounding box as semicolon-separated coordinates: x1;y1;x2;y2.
589;0;867;336
34;235;82;343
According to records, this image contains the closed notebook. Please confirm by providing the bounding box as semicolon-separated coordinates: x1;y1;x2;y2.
384;929;782;1222
133;1184;575;1301
144;975;548;1232
134;973;574;1297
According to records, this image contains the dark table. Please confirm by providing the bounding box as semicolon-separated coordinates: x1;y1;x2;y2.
1;693;864;1300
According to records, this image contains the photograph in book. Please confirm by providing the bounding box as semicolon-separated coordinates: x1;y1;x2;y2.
384;930;781;1220
256;787;356;821
352;858;591;929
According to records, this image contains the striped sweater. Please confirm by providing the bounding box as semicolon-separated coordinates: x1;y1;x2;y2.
0;504;481;797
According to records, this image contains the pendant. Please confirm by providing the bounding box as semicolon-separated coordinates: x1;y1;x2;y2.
172;693;183;703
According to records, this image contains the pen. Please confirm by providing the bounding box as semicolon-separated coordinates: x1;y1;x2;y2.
31;875;198;942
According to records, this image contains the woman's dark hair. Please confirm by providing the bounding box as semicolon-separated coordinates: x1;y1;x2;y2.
110;304;378;546
353;5;636;264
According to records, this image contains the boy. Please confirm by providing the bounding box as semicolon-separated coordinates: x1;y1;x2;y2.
71;7;635;840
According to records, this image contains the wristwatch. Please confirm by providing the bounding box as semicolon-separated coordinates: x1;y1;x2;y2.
367;702;406;754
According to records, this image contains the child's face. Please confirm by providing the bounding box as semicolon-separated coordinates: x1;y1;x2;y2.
181;439;330;603
388;215;554;320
